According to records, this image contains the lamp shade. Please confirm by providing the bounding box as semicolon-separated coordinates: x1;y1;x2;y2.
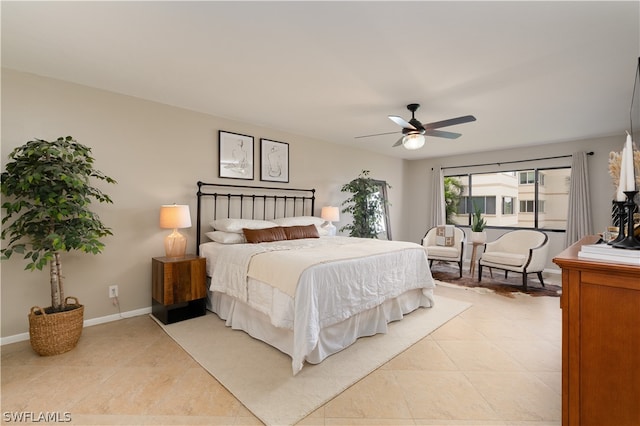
159;205;192;229
321;206;340;222
402;133;425;150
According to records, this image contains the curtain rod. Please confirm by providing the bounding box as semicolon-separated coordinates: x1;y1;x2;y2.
435;152;594;171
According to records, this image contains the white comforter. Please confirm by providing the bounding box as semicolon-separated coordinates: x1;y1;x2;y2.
207;236;435;373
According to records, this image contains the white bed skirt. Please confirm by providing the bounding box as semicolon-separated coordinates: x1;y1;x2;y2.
208;287;434;372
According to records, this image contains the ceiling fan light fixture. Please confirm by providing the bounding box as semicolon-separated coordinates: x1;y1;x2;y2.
402;133;425;150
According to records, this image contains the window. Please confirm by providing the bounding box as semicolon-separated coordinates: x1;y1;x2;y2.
519;171;544;185
520;171;535;184
519;200;546;213
447;167;569;230
458;196;496;214
503;196;514;215
520;200;535;212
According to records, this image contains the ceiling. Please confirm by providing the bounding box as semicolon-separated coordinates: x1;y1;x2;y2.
2;1;639;160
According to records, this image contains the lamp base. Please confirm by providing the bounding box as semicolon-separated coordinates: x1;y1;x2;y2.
165;229;187;258
323;222;337;237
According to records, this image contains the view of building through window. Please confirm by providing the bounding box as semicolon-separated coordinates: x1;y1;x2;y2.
446;168;571;230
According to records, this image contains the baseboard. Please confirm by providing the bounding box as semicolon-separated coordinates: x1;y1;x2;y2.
0;306;152;346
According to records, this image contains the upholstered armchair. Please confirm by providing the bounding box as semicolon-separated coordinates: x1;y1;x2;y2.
422;225;466;278
478;230;549;290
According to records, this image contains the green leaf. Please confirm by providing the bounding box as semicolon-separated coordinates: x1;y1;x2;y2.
1;137;117;305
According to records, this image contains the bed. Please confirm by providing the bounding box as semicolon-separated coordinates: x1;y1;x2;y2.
196;182;435;374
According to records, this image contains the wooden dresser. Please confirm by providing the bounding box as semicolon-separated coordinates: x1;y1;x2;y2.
553;235;640;426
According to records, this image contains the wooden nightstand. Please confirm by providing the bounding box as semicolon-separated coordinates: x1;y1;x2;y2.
151;254;207;324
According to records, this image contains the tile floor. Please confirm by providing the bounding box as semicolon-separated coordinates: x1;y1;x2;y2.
1;283;562;425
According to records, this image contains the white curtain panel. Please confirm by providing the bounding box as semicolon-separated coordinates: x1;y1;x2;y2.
565;151;592;247
430;166;446;228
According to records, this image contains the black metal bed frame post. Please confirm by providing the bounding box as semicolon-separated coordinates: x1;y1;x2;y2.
196;181;203;256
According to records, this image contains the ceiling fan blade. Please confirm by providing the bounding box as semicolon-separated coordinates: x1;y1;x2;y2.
389;115;416;130
354;130;400;139
424;115;476;130
392;137;404;147
425;129;462;139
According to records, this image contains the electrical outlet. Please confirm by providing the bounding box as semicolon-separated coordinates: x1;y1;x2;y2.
109;285;118;298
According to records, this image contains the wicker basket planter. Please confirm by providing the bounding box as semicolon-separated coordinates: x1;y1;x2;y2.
28;296;84;356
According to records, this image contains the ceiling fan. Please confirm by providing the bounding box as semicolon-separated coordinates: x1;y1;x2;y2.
356;104;476;150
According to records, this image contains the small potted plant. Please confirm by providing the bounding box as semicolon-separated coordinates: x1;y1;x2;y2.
1;136;116;355
470;205;487;244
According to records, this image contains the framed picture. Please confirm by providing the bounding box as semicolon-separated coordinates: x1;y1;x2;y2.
219;131;254;180
260;139;289;182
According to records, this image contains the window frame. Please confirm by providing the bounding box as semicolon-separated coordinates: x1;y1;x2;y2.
502;196;514;215
446;165;569;232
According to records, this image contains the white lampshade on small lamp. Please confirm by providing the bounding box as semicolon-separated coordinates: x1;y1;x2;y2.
402;133;426;150
321;206;340;236
159;204;192;258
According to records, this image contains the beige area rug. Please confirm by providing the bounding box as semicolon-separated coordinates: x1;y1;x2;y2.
155;295;471;426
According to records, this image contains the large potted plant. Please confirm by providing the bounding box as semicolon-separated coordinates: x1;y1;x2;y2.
340;170;390;238
1;136;116;355
470;204;487;244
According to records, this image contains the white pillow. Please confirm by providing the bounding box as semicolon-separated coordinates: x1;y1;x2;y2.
210;218;277;234
205;231;246;244
272;216;324;227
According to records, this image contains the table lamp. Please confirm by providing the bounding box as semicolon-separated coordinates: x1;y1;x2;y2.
159;204;192;258
321;206;340;236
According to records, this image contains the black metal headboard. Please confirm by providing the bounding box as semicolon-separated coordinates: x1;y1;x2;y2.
196;181;316;254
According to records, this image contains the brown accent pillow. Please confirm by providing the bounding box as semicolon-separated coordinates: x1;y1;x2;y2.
242;226;287;243
283;224;320;240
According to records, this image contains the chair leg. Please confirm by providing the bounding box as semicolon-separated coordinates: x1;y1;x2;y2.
478;264;483;281
458;261;463;278
504;270;508;279
537;272;545;287
522;273;528;291
429;260;433;268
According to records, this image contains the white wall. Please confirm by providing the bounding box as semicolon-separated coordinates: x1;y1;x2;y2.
1;69;406;337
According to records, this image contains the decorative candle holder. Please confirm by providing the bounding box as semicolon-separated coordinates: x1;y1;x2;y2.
612;190;640;249
608;200;627;245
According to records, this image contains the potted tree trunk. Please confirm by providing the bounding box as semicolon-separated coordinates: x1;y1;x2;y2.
340;170;390;238
1;136;116;356
470;205;487;244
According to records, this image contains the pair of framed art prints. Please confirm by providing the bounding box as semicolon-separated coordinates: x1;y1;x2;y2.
218;130;289;183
